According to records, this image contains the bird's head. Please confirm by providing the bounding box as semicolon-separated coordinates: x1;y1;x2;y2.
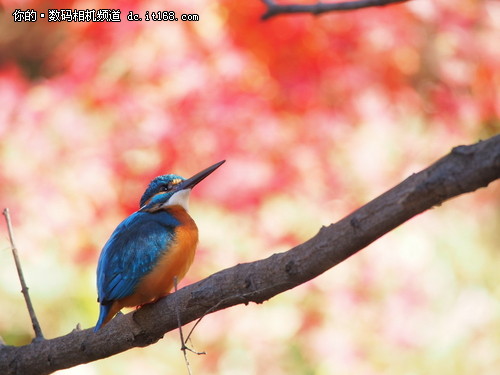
140;160;225;211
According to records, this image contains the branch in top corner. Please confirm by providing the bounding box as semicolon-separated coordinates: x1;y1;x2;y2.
261;0;410;20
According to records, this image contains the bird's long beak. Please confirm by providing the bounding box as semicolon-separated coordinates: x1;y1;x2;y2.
175;160;225;191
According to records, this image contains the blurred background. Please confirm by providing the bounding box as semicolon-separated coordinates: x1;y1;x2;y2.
0;0;499;374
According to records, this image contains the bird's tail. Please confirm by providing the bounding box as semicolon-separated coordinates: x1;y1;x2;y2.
94;303;112;332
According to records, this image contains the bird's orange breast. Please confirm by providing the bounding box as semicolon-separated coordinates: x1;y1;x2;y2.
117;205;199;308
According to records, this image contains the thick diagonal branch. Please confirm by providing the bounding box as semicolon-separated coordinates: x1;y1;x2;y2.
261;0;410;20
1;135;499;375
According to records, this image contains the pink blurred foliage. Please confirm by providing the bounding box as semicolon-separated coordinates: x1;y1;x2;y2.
0;0;497;284
0;0;498;373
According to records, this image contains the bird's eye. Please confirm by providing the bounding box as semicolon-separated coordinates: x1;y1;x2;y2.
161;179;181;192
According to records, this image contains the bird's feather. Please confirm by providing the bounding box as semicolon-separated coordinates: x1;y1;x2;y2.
96;210;179;304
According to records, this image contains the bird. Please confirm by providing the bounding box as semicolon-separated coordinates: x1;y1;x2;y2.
94;160;225;331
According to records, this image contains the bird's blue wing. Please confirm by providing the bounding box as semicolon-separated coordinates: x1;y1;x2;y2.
96;210;179;304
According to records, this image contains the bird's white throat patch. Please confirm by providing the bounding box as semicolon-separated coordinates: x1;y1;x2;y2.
163;189;191;211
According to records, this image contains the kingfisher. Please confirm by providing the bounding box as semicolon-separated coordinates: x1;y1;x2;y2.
94;160;225;331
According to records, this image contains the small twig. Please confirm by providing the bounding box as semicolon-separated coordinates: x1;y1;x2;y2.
3;208;45;341
184;286;276;343
185;296;240;344
174;277;205;375
261;0;409;20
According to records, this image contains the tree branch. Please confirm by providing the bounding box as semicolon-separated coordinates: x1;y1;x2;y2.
2;208;45;341
1;135;499;375
261;0;410;20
